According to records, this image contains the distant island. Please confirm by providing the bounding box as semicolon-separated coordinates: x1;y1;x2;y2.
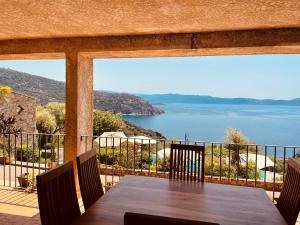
0;68;163;115
137;93;300;106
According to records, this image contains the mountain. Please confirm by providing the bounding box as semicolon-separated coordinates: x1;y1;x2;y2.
0;68;163;115
137;94;300;106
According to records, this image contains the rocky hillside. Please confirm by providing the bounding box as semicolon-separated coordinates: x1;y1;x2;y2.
122;120;165;139
0;68;163;115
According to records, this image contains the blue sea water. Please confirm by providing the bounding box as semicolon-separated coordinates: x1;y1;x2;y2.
123;103;300;147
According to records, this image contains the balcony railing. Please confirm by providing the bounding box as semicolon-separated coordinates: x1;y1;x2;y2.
0;133;299;202
0;133;64;189
82;135;300;201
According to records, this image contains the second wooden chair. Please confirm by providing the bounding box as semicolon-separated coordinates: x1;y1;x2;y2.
77;150;104;210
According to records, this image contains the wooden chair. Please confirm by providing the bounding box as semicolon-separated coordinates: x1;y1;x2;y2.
36;161;81;225
276;158;300;225
124;212;219;225
77;150;104;210
169;144;205;182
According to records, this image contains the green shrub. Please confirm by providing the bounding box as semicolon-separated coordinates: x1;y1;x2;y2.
204;157;259;179
97;147;155;170
16;145;39;163
45;143;55;150
39;157;48;164
93;110;123;136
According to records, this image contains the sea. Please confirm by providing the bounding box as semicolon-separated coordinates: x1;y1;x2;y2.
123;103;300;156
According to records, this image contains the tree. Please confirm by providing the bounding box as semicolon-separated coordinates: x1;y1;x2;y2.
36;107;56;134
225;129;252;146
0;113;22;134
225;128;255;165
0;113;22;156
46;102;65;133
93;110;123;136
36;107;57;148
37;104;124;136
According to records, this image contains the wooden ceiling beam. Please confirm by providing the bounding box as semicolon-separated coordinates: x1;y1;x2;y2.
0;28;299;59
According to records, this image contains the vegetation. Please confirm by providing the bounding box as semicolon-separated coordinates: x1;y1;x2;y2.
0;113;22;134
15;144;39;163
0;85;11;96
93;110;124;136
0;113;22;157
45;102;65;133
36;106;57;134
94;129;261;180
36;103;65;134
36;103;164;139
225;128;256;164
25;172;37;193
121;120;164;139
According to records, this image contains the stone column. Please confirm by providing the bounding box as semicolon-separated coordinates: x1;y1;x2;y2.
64;51;93;186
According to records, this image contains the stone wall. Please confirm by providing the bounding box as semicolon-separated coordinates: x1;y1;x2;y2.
0;91;36;134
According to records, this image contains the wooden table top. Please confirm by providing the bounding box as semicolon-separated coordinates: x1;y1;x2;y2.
73;175;287;225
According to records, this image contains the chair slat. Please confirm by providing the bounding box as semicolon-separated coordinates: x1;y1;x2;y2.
77;150;104;210
169;144;205;182
276;158;300;225
124;212;219;225
37;161;81;225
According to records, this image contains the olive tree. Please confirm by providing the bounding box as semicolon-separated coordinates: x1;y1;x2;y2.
93;110;123;136
46;102;65;133
36;107;57;134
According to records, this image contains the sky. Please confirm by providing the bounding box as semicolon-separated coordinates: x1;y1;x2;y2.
0;54;299;100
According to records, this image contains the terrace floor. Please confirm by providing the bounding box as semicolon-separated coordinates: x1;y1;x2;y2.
0;187;86;225
0;188;40;225
0;174;119;225
0;181;299;225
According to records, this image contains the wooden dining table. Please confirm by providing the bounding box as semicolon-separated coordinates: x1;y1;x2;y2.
72;175;287;225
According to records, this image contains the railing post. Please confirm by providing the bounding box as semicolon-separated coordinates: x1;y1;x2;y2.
65;51;94;191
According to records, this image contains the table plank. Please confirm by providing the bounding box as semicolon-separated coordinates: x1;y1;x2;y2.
73;176;287;225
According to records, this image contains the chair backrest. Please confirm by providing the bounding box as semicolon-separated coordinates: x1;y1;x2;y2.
169;144;205;182
36;161;81;225
124;212;219;225
276;158;300;225
77;150;104;210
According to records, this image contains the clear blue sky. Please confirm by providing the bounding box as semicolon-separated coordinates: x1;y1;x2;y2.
0;54;299;99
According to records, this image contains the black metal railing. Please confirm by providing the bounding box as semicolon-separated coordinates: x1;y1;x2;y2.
1;132;299;202
0;133;64;189
81;135;300;201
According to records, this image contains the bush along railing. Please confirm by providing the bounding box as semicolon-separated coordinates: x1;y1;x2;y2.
0;133;64;190
81;135;300;201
